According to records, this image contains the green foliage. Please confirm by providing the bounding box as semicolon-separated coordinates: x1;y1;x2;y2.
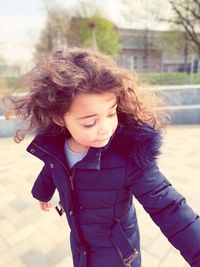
78;16;121;55
155;30;195;59
138;72;200;85
156;31;183;54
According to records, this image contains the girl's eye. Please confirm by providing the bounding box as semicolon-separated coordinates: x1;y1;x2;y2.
83;113;117;128
83;122;96;128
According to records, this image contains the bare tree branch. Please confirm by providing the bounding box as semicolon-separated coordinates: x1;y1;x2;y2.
167;0;200;57
171;0;200;20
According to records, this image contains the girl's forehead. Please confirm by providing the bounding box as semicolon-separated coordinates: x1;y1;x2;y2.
73;92;116;106
68;92;117;116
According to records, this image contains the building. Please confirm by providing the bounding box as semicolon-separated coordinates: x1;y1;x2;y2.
117;28;197;73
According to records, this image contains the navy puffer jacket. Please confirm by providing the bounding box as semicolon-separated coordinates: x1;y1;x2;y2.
27;124;200;267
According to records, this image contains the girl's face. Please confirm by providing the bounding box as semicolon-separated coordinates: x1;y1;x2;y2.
62;92;118;152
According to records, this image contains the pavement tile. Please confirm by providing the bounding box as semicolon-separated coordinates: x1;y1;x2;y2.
6;224;38;246
0;219;16;239
0;240;32;266
10;198;30;212
28;232;57;254
159;249;188;267
148;234;171;259
6;259;26;267
0;237;8;254
54;256;73;267
141;250;160;267
46;240;71;265
21;249;53;267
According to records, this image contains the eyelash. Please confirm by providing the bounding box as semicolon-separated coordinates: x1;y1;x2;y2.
84;123;96;128
83;113;117;128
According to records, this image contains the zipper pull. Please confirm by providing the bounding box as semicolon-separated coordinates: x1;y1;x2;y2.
55;201;65;216
69;176;74;190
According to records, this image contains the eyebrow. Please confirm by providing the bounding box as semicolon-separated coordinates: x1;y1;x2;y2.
76;102;117;120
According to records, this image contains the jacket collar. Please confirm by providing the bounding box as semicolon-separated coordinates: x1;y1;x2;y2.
26;129;114;171
27;123;163;170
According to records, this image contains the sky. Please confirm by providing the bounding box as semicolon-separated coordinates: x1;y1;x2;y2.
0;0;171;67
0;0;45;66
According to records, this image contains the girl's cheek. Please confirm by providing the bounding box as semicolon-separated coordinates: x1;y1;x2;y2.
86;131;97;142
80;131;94;141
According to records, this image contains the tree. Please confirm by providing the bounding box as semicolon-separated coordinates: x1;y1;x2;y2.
155;30;195;71
34;1;121;59
165;0;200;59
34;7;70;60
140;29;155;72
117;0;162;71
68;15;121;55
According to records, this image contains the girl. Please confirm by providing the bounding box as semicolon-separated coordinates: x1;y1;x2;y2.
13;48;200;267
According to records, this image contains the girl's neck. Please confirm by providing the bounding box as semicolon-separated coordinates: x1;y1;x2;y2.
67;138;89;153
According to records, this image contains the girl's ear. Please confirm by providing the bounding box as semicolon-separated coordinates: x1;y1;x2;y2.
52;116;65;127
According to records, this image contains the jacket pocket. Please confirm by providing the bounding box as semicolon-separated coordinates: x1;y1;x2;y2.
110;205;140;267
119;205;138;239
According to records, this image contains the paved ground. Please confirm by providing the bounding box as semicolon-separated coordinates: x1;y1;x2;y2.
0;125;200;267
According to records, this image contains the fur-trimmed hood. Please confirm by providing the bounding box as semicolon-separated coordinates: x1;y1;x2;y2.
114;124;163;168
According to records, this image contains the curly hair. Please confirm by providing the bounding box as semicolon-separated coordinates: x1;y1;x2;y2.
11;48;169;142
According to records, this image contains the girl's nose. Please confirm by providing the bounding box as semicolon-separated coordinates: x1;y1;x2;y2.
98;123;110;136
98;128;109;135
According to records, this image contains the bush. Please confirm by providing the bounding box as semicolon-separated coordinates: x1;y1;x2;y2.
138;72;200;85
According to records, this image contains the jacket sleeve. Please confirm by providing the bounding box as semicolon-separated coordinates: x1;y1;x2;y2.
126;162;200;266
31;164;56;202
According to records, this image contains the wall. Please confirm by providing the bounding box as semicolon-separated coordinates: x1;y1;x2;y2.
155;86;200;124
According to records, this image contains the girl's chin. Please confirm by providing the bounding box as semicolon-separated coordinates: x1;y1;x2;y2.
92;138;110;147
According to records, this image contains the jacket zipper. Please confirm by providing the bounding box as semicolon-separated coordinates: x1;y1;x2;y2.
69;168;74;191
32;143;90;252
69;173;74;191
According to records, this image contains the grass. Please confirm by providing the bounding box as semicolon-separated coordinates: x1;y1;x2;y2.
138;72;200;85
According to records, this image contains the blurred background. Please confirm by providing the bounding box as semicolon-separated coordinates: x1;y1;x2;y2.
1;0;200;133
0;1;200;267
1;0;200;95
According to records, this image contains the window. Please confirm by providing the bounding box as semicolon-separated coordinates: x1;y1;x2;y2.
142;56;147;69
133;55;138;69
